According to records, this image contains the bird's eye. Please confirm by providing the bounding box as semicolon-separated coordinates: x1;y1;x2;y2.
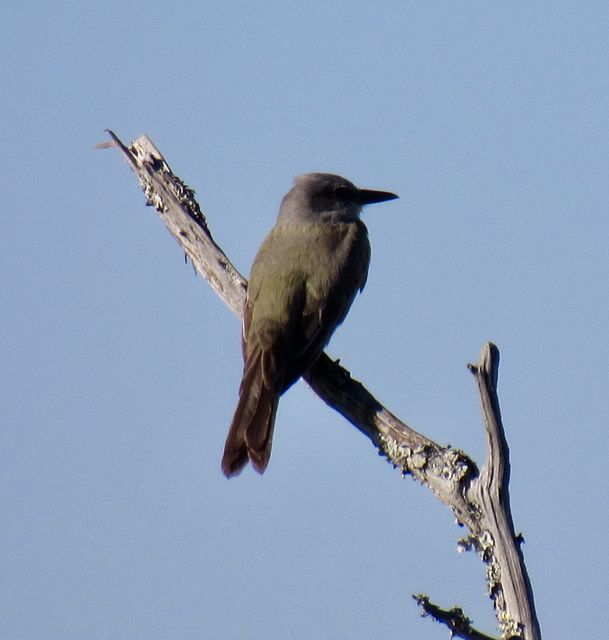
333;185;350;199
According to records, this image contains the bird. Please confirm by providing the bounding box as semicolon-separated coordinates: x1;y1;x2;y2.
222;173;398;477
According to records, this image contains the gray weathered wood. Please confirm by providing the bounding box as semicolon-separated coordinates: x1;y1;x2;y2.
103;131;541;639
467;345;541;640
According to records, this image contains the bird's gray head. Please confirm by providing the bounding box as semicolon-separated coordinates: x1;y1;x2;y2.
277;173;398;224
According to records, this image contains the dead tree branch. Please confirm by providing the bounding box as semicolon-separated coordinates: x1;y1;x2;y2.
102;131;541;639
466;346;541;639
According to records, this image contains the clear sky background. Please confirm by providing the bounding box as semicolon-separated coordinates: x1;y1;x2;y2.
2;2;608;639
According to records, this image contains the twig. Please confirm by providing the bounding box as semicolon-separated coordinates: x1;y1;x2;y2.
414;594;500;640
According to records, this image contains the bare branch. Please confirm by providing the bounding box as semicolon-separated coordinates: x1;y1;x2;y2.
103;130;246;316
102;132;541;639
467;345;542;640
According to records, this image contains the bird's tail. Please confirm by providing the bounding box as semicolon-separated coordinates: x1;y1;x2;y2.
222;357;279;477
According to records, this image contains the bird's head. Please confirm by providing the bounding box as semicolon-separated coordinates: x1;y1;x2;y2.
277;173;398;224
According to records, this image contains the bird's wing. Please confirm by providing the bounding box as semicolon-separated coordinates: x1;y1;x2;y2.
223;274;307;475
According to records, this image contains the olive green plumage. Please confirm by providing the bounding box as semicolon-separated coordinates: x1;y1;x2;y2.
222;174;397;477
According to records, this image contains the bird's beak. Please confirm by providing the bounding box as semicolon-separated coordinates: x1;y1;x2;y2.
356;188;399;205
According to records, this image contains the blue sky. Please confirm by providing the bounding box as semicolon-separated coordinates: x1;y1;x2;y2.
2;2;608;638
